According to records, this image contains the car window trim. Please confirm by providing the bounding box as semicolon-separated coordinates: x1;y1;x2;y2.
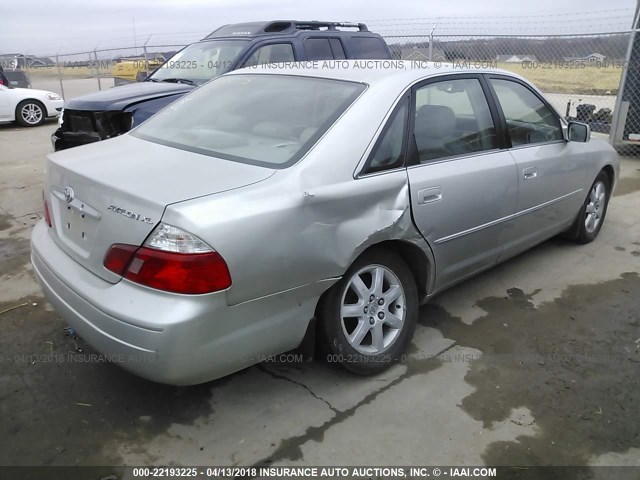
406;147;504;171
358;93;411;177
483;74;565;150
409;73;505;166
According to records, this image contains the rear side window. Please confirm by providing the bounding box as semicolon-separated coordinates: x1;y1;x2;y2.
133;74;366;168
364;98;408;174
490;78;563;147
304;38;334;60
349;37;389;59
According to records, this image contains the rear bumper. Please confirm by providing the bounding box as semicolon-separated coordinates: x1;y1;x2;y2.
31;221;332;385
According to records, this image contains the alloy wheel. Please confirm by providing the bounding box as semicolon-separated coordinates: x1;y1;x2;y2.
585;180;606;233
21;103;43;125
340;264;406;355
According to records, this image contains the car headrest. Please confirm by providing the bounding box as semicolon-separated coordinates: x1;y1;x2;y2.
415;105;456;138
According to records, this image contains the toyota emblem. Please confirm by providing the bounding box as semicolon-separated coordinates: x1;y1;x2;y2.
63;186;74;203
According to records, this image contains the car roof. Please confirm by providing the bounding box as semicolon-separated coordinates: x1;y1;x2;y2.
205;20;371;39
228;60;523;86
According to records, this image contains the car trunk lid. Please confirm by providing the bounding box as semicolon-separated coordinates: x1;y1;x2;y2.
44;134;275;283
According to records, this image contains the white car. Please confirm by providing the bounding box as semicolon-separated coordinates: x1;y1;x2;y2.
0;85;64;127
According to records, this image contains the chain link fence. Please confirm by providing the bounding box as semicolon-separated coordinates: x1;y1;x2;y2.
388;33;630;139
4;28;638;153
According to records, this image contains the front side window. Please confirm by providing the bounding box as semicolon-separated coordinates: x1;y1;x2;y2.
132;74;366;168
490;78;563;147
413;78;497;162
243;44;295;67
149;40;248;85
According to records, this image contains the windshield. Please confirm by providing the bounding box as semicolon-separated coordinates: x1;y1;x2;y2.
148;40;248;85
133;74;366;168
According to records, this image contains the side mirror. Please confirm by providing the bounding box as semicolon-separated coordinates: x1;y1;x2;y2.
567;121;590;142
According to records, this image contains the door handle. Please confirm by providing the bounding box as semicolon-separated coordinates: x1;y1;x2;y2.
523;167;538;180
417;187;442;205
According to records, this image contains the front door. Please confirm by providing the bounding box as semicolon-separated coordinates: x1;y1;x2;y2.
487;76;586;257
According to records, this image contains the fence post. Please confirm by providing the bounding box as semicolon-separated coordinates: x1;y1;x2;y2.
428;21;438;62
55;54;65;99
94;49;102;91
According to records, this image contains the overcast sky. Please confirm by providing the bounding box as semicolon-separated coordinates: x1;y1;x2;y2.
1;0;638;55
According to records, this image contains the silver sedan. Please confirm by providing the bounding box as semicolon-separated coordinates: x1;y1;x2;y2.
31;61;619;385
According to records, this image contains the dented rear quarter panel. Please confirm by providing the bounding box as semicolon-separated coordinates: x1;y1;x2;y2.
162;80;432;306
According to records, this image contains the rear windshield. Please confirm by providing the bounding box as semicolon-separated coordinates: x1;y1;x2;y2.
5;71;27;80
132;74;366;168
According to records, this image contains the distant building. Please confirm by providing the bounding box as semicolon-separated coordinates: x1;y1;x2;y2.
496;54;538;63
563;53;607;64
0;54;55;69
397;46;446;62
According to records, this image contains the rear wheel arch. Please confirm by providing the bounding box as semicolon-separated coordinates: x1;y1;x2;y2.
315;246;420;374
371;240;433;300
313;239;433;326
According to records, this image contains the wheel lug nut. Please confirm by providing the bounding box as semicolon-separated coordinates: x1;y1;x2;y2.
378;312;384;319
369;294;375;302
378;298;384;306
363;306;368;314
369;317;375;325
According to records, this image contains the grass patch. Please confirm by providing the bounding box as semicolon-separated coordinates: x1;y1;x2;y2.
496;62;623;95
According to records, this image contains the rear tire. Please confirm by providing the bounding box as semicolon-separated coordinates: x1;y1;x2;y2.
574;171;611;244
15;100;46;127
318;248;418;375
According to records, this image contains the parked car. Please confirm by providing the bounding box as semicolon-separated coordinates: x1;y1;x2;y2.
51;20;392;150
0;84;63;126
32;62;619;385
4;69;31;88
112;58;163;86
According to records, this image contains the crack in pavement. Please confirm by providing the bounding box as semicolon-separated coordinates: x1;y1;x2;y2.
258;364;340;415
250;341;457;467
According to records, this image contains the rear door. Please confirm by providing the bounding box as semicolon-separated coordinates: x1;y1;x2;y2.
486;76;586;257
406;74;518;291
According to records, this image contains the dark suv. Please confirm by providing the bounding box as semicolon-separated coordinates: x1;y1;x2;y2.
52;20;392;150
4;69;31;88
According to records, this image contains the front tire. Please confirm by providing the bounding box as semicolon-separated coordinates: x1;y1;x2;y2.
319;248;418;375
575;171;611;244
15;100;46;127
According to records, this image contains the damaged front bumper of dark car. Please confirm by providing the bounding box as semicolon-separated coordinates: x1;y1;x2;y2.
52;110;133;150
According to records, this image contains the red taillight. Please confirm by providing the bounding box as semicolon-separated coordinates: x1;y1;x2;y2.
42;191;52;227
103;244;138;275
104;244;232;294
